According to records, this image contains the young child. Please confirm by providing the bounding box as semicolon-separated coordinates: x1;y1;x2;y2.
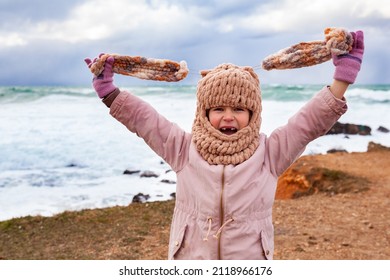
85;31;364;260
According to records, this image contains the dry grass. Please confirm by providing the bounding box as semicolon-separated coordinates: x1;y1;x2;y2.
0;200;174;260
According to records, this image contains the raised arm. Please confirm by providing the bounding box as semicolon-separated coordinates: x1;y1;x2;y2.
84;54;191;172
330;30;364;99
266;31;364;176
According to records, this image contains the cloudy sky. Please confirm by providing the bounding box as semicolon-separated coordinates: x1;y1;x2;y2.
0;0;389;86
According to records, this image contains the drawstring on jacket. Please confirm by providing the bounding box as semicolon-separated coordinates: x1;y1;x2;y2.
213;217;234;239
203;217;213;241
203;217;235;241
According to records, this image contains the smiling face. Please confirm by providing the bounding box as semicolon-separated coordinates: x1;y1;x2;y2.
208;106;251;135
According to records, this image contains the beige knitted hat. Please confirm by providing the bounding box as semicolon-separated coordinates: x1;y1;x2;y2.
192;63;262;165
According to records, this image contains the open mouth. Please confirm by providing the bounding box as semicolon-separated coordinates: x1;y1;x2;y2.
220;127;238;135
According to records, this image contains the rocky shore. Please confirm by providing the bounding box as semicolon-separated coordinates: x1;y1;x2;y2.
0;142;389;259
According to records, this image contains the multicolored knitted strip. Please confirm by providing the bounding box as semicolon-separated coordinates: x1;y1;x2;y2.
262;28;353;70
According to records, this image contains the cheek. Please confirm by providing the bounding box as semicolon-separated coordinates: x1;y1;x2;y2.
208;113;220;129
239;114;250;128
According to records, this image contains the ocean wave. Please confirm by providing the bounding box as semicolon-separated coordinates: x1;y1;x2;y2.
262;84;390;103
1;84;389;104
0;86;95;103
347;86;390;103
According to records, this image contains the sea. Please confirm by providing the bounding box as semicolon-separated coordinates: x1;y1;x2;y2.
1;84;389;221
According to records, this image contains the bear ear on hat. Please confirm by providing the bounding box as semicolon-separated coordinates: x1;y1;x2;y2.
200;69;212;78
242;66;257;77
242;66;260;84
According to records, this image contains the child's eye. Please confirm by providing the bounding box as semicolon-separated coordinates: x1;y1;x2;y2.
213;107;224;111
234;108;245;112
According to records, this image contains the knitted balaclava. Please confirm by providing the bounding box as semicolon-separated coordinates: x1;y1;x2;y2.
192;63;262;165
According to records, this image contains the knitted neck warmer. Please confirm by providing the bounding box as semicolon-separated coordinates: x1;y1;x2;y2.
192;63;262;165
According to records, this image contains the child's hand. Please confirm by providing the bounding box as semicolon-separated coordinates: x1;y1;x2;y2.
84;53;117;98
332;30;364;84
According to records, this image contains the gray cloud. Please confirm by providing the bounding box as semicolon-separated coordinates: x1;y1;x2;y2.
0;0;84;22
0;0;389;86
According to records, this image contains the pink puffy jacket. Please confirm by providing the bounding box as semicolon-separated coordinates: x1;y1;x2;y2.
108;86;347;259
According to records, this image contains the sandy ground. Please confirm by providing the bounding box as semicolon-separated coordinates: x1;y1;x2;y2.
273;149;390;259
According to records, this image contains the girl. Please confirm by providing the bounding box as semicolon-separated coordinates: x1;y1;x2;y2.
85;31;364;259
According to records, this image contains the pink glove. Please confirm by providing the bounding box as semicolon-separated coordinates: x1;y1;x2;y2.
84;54;117;99
333;30;364;84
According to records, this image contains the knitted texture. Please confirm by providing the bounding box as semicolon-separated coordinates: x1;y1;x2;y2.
192;63;262;165
89;54;189;82
262;27;353;70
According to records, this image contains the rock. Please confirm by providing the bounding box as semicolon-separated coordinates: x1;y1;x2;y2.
327;148;348;154
170;192;176;199
276;156;370;199
160;179;176;184
327;121;371;135
377;126;389;133
367;141;390;152
132;193;150;203
123;169;141;175
140;171;159;178
294;246;305;252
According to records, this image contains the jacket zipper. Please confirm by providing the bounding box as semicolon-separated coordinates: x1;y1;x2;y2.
218;165;225;260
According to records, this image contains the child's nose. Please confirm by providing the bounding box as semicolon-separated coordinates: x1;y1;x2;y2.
223;109;234;120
